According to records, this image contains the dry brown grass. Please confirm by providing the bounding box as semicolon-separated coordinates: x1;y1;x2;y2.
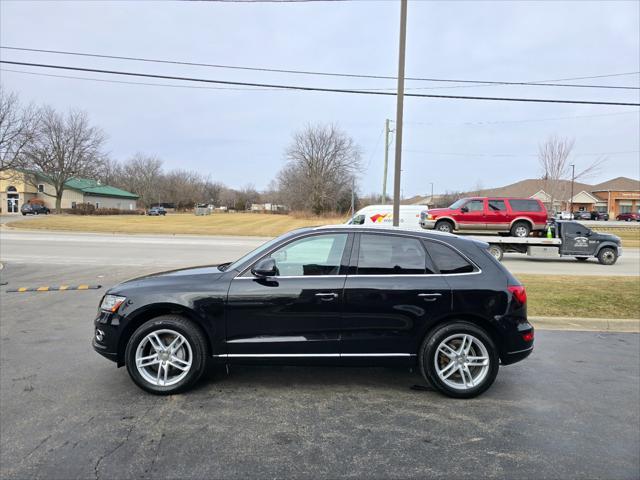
7;212;347;237
518;274;640;319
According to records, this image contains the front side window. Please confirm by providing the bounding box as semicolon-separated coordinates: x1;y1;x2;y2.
350;214;365;225
37;184;44;193
357;234;429;275
424;240;475;274
267;233;348;276
465;200;484;212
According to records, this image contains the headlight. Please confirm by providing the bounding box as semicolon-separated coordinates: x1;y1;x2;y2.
100;295;127;313
427;214;434;220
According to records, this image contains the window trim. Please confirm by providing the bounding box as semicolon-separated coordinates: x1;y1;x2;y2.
237;232;354;278
422;238;480;275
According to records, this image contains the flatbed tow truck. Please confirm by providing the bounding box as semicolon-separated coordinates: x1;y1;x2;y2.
468;220;622;265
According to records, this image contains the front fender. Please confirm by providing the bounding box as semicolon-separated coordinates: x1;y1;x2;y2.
595;242;621;257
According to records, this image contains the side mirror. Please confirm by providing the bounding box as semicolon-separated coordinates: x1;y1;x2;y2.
251;257;277;277
460;206;469;213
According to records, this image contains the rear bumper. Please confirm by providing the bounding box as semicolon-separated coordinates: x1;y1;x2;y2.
501;345;534;365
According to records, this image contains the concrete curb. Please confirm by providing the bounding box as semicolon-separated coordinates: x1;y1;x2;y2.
531;316;640;333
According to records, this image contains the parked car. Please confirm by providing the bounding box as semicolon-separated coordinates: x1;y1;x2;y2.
590;210;609;221
93;225;534;398
555;211;572;220
573;211;591;220
616;212;640;222
347;205;426;229
20;203;50;215
147;207;166;216
420;197;547;237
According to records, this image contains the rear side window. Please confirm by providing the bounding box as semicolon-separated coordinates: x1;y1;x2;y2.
357;234;430;275
424;240;475;274
508;199;542;212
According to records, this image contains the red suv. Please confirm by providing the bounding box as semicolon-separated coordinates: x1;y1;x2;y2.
420;197;548;237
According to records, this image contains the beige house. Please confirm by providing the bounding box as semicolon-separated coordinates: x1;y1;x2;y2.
0;169;138;214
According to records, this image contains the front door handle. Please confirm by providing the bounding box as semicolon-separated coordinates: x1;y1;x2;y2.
315;292;338;301
418;293;442;302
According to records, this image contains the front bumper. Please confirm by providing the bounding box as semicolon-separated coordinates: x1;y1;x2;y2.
420;219;436;229
93;312;121;363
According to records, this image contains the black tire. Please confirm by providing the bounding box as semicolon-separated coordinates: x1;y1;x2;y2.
419;321;499;399
434;220;454;233
510;221;531;238
125;315;208;395
597;247;618;266
575;257;589;262
488;244;504;262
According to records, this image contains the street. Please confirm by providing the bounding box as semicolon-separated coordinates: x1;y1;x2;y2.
0;262;639;479
1;228;639;276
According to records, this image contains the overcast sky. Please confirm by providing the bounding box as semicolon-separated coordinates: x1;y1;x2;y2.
1;0;639;197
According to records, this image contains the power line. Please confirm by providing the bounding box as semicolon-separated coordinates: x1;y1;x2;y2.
0;68;281;91
403;149;639;158
2;46;638;90
2;60;639;107
404;110;640;127
7;68;636;128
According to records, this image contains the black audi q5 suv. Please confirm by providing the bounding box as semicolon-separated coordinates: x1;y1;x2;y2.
93;225;533;398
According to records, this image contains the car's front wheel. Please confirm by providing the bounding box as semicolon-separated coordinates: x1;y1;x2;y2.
419;322;499;398
435;220;454;233
125;315;208;394
597;247;618;266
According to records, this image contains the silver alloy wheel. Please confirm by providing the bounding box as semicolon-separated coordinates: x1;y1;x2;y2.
513;225;528;237
434;333;490;390
135;329;193;387
437;222;452;233
488;245;503;261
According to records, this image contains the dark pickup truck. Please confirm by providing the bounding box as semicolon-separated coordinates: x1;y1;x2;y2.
479;220;622;265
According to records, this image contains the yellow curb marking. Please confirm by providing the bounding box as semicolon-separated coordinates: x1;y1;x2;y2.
36;287;49;291
77;285;89;290
59;285;69;291
17;287;27;292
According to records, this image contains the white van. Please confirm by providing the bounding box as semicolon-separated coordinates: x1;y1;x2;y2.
347;205;427;229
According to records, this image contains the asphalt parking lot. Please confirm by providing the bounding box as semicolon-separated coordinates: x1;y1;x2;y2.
1;262;639;479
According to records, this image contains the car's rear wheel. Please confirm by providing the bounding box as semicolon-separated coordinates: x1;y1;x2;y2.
125;315;208;395
435;220;454;233
597;247;618;266
510;221;531;238
419;322;499;399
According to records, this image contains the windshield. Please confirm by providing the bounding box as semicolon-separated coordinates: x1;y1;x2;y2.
448;198;468;209
224;236;284;272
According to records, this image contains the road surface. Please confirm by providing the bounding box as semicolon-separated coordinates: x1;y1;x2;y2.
1;228;638;276
0;262;638;479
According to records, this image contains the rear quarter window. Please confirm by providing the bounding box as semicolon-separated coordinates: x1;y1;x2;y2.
507;199;542;212
423;240;476;274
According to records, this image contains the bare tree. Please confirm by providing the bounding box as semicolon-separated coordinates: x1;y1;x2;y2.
20;107;106;212
278;124;361;214
0;88;38;174
538;135;605;211
119;153;163;208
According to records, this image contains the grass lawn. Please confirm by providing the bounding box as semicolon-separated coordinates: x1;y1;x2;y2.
6;212;347;237
518;274;640;319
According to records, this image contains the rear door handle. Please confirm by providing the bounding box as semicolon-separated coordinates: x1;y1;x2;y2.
418;293;442;302
315;292;338;301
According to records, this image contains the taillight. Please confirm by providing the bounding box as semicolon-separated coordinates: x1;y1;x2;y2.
508;285;527;305
522;331;534;342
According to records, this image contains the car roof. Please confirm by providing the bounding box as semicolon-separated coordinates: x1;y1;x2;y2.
311;224;457;238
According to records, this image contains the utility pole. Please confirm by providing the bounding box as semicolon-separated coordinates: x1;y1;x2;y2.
392;0;408;227
430;182;434;207
569;164;575;214
382;118;393;204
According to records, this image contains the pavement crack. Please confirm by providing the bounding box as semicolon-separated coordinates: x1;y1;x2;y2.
93;422;135;480
22;434;50;459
